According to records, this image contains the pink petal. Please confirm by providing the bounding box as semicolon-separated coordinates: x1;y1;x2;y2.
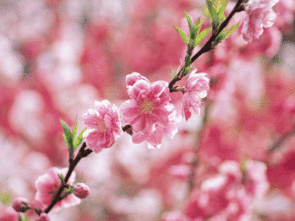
119;100;141;124
132;132;148;143
126;72;149;87
127;80;150;102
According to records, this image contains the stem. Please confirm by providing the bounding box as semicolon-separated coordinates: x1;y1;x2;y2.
268;127;295;152
186;100;211;198
169;0;245;92
44;142;92;213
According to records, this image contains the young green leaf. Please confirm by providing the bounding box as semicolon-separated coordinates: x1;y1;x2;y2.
72;116;78;143
194;27;212;47
194;17;203;36
184;12;194;39
65;188;74;196
206;0;219;29
58;174;65;184
217;0;228;22
60;119;73;151
73;127;87;151
224;21;240;39
173;25;189;45
215;21;240;44
170;68;176;78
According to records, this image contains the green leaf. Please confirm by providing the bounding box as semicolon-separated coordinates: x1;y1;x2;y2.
173;25;189;45
60;119;73;151
217;0;228;22
224;21;240;39
72;116;78;143
193;27;212;47
206;0;219;29
170;68;175;78
215;21;240;44
58;174;65;184
194;17;203;36
18;214;23;221
73;127;87;151
184;12;194;39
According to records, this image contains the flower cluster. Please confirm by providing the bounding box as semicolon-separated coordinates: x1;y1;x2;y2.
3;0;295;220
83;72;209;149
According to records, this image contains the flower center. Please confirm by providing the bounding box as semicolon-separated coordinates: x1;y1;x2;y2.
140;99;155;114
93;121;107;132
195;91;207;99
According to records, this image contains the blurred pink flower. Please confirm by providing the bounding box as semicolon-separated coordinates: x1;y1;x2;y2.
0;206;18;221
35;213;50;221
83;100;122;153
35;167;81;212
241;0;279;42
120;72;179;147
161;211;191;221
182;70;210;121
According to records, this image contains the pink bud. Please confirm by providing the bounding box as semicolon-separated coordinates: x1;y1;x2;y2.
35;213;50;221
74;183;90;199
12;197;29;213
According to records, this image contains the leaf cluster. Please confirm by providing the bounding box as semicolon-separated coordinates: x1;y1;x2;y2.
60;119;86;153
174;13;212;50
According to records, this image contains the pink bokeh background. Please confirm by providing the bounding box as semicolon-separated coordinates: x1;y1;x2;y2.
0;0;295;220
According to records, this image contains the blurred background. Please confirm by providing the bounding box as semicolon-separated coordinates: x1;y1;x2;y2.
0;0;295;220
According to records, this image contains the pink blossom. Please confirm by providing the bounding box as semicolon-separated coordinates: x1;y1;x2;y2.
35;213;50;221
12;197;29;213
74;183;90;199
182;70;210;121
120;72;179;147
161;211;191;221
83;100;122;153
0;206;18;221
35;167;81;212
241;0;279;42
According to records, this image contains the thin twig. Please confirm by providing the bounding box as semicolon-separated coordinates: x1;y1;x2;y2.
44;142;92;213
268;127;295;152
186;99;211;198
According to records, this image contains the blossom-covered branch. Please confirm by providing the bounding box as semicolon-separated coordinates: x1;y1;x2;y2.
169;0;245;93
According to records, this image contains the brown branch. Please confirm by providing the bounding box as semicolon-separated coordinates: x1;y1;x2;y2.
44;142;92;213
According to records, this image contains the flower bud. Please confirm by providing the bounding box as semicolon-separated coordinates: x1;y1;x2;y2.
35;213;50;221
12;197;29;213
74;183;90;199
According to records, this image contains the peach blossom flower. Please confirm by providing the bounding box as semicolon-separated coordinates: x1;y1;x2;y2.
83;100;122;153
241;0;279;42
35;167;81;212
182;70;210;121
120;72;179;147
